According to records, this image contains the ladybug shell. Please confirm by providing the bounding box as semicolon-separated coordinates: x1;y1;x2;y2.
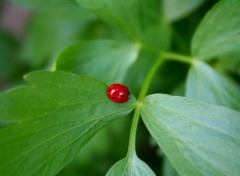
107;83;130;103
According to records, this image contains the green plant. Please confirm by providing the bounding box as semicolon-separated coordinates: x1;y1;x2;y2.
0;0;240;175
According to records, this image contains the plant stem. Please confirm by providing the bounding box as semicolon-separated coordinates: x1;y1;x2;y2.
127;44;193;160
127;57;165;160
160;51;193;64
127;105;141;160
142;44;194;65
138;58;165;100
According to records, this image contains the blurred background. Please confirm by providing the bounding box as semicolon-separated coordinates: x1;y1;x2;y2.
0;1;28;90
1;0;233;175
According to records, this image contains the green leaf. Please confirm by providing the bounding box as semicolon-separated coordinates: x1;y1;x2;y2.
0;71;136;176
141;94;240;176
141;19;172;51
57;117;131;176
106;154;155;176
140;0;172;50
21;12;92;68
75;0;142;39
191;0;240;60
80;20;128;41
56;40;140;84
186;61;240;110
163;0;205;21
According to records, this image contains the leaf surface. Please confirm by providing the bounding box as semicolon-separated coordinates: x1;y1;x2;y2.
75;0;142;38
0;71;136;176
163;0;205;21
106;154;155;176
21;13;92;68
56;40;140;84
142;94;240;176
186;61;240;110
192;0;240;60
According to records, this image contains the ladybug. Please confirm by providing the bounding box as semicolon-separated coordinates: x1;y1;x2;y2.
107;83;130;103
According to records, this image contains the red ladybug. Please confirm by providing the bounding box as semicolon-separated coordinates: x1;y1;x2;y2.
107;83;130;103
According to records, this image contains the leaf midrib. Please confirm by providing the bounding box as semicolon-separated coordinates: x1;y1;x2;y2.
144;102;239;140
141;107;203;175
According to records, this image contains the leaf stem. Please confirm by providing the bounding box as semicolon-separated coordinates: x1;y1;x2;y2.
160;51;193;64
127;57;165;159
138;58;165;100
127;44;193;160
141;44;194;64
127;105;141;159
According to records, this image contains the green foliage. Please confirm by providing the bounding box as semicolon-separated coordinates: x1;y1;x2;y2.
56;40;140;84
21;12;92;68
75;0;142;39
162;0;205;21
0;0;240;175
0;71;135;176
106;154;155;176
186;61;240;110
142;94;240;176
192;0;240;60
